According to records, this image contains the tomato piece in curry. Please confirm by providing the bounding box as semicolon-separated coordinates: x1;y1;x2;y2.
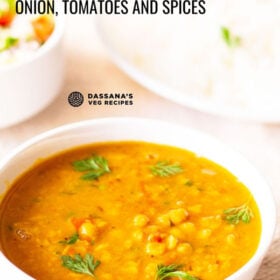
0;142;261;280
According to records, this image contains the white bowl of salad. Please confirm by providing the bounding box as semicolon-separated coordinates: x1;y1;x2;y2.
0;0;65;128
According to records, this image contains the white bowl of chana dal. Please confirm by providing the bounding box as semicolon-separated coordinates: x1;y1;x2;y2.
0;118;276;280
0;0;64;128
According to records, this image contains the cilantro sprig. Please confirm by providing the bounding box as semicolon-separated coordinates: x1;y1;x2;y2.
73;155;110;180
151;161;183;177
223;204;254;225
156;264;199;280
61;253;100;277
59;232;79;245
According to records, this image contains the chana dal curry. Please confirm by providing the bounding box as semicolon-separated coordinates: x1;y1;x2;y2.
0;142;261;280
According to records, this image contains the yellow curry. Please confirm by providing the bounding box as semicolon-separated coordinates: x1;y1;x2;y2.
0;142;261;280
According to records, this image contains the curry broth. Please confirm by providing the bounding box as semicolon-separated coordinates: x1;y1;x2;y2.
0;142;261;280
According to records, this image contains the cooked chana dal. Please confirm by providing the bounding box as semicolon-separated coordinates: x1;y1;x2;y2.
0;141;261;280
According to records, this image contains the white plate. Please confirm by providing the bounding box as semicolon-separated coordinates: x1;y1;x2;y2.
95;11;280;123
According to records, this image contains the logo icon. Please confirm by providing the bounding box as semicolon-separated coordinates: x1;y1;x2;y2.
68;91;84;107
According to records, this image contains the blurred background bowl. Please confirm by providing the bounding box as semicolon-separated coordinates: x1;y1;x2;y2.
0;14;65;129
95;1;280;123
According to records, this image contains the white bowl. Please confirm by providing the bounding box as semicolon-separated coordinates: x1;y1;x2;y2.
0;118;276;279
0;14;65;129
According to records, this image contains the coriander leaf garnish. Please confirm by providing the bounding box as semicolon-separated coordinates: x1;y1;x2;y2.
59;232;79;245
156;264;199;280
151;161;183;177
223;204;254;225
61;253;100;277
73;155;110;180
221;26;241;48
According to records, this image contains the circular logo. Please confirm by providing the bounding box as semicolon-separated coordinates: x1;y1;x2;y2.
68;91;84;107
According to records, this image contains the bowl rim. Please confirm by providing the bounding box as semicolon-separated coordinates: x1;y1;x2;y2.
0;4;65;74
0;117;277;279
